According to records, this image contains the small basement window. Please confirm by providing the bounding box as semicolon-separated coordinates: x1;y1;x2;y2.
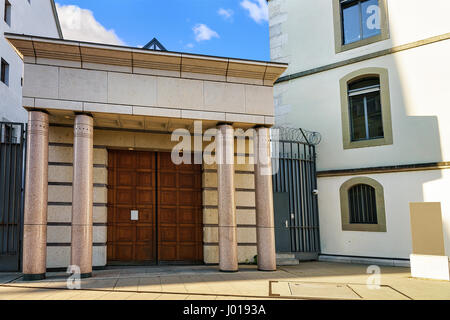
348;184;378;224
339;177;387;232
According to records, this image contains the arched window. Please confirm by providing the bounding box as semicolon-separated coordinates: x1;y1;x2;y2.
339;68;393;149
348;77;383;142
340;177;386;232
348;184;377;224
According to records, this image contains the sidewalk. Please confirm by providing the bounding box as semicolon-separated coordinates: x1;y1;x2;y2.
1;262;449;300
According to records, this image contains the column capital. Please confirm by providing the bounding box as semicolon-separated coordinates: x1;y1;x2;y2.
29;109;49;115
74;112;94;118
216;122;234;128
253;125;272;129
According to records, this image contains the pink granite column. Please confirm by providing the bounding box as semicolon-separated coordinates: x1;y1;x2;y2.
254;127;276;271
22;111;49;281
71;114;94;278
217;124;238;272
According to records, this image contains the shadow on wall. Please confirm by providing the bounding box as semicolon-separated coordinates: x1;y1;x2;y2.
272;10;449;258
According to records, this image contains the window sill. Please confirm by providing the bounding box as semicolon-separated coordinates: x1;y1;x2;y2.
336;34;389;54
344;136;393;150
342;223;387;232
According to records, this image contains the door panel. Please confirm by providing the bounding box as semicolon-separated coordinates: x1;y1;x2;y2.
157;152;203;263
273;192;291;252
107;150;203;264
107;150;156;264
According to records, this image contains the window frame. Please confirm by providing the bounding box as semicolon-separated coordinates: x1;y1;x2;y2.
340;177;387;232
333;0;390;53
348;77;383;141
4;0;12;26
1;58;9;86
340;67;393;149
348;183;378;224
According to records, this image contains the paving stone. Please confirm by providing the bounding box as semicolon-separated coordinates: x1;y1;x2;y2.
1;262;449;300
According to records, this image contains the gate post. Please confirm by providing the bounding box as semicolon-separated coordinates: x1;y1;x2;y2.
217;123;238;272
22;111;49;280
254;127;276;271
71;114;94;278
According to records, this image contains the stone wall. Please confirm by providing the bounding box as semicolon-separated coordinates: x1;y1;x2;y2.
47;126;108;268
46;125;257;268
203;157;257;264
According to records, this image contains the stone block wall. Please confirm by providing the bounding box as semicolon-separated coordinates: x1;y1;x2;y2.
47;126;107;268
45;125;257;267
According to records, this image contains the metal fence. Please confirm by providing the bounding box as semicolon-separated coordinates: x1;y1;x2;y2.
271;127;321;253
0;122;27;271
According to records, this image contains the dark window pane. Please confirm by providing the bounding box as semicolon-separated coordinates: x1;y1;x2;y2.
349;95;366;141
342;3;361;44
361;0;381;39
348;184;378;224
1;59;9;86
366;92;383;138
348;77;379;91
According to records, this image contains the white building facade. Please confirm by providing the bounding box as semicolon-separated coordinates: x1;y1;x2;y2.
269;0;450;262
1;0;62;123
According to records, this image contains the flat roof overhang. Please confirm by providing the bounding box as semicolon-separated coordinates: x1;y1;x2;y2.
5;33;287;85
6;34;288;132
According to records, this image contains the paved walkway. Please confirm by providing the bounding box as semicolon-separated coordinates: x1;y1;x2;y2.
1;262;449;300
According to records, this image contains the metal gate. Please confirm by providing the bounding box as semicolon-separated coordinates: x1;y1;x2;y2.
271;127;321;254
0;122;27;271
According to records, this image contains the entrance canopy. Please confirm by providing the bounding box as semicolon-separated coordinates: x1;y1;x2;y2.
6;33;287;132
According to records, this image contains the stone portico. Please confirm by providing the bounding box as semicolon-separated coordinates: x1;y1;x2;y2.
6;34;287;280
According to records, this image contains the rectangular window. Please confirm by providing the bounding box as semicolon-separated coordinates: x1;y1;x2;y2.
348;77;383;141
4;0;11;26
341;0;381;45
1;58;9;86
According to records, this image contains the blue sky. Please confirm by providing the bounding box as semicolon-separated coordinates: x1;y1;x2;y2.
55;0;270;61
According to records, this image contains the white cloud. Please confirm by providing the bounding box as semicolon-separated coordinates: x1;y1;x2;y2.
193;24;219;42
186;43;194;48
218;8;234;21
56;3;125;45
240;0;269;23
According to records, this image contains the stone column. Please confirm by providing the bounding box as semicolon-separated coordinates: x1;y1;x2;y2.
71;114;94;278
217;124;238;272
254;127;276;271
23;111;49;281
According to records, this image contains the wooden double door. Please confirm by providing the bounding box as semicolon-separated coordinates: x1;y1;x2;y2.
107;150;203;264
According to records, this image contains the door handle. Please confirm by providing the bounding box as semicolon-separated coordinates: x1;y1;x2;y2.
285;220;289;228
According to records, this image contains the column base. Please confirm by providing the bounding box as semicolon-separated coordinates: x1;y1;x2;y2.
220;269;239;273
80;273;92;279
22;273;46;281
257;268;276;272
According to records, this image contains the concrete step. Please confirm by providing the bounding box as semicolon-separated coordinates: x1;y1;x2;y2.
276;253;299;266
277;258;300;266
276;253;296;259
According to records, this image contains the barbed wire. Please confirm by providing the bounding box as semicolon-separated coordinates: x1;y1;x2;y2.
271;127;322;146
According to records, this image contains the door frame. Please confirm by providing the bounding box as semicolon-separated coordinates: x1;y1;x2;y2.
106;149;203;265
